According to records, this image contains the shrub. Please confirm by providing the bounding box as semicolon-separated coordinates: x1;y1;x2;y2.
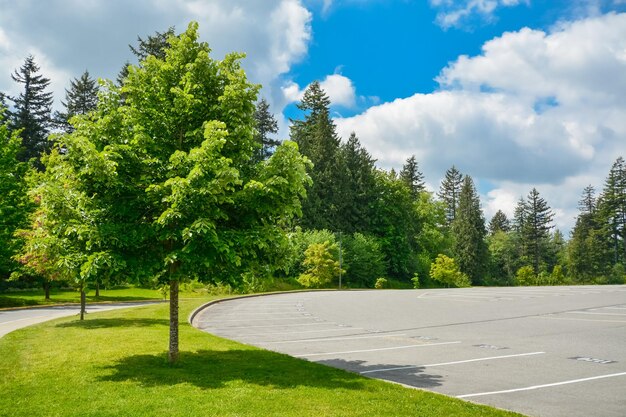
429;255;471;288
374;277;387;289
515;266;536;286
297;241;342;288
411;273;420;289
343;233;385;288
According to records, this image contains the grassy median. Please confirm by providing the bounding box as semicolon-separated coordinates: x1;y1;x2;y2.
0;297;525;417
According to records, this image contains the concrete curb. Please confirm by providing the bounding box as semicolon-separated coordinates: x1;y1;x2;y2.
188;289;341;327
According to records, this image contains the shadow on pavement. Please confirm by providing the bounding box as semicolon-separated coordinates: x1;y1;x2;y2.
56;318;168;329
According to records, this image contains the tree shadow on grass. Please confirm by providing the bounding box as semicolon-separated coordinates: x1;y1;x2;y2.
56;318;168;329
316;358;444;389
99;349;368;390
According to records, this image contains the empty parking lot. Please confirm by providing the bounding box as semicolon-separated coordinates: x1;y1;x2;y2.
193;286;626;417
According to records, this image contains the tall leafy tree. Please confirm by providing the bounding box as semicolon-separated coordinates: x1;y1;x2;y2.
290;81;345;231
400;155;425;198
489;210;510;234
55;70;99;132
0;107;31;279
57;23;310;362
8;55;54;166
451;176;488;285
522;188;555;274
253;98;280;161
438;165;463;224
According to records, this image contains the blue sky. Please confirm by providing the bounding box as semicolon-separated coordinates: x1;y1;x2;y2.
1;0;625;233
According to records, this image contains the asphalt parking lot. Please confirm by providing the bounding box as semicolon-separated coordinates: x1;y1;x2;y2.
194;286;626;417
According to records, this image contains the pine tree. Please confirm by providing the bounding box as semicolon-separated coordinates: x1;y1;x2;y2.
489;210;510;234
55;70;99;132
400;155;425;198
578;185;596;215
451;176;488;285
513;197;526;233
253;98;280;161
290;81;344;231
338;132;376;233
522;188;555;274
8;55;54;166
438;165;463;224
598;157;626;265
118;27;176;85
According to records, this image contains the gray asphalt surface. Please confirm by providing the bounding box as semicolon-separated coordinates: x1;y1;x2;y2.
0;301;162;337
194;286;626;417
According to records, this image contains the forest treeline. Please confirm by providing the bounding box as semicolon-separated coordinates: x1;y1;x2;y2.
1;25;625;299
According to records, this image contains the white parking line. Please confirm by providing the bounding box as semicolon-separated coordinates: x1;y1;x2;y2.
294;341;461;358
200;316;316;323
566;311;626;316
534;316;626;324
360;351;545;374
457;372;626;399
237;327;363;337
261;333;407;344
200;322;334;330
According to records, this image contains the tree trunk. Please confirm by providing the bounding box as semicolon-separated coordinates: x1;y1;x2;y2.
168;279;179;364
43;281;50;300
80;288;86;321
95;280;100;298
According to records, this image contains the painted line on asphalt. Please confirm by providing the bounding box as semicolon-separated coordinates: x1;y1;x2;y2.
361;351;545;374
294;341;461;358
200;322;334;330
237;327;363;337
457;371;626;399
260;333;407;344
602;307;626;310
533;316;626;324
200;316;317;323
565;311;626;316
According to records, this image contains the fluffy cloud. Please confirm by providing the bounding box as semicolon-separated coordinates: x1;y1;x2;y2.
0;0;312;119
336;12;626;232
430;0;529;29
281;72;357;108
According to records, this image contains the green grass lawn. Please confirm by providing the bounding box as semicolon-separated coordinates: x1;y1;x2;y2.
0;286;211;308
0;297;526;417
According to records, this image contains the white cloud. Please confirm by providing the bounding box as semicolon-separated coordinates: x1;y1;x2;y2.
0;0;312;129
336;12;626;233
281;72;357;108
430;0;529;29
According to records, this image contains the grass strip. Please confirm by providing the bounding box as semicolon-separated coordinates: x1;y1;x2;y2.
0;297;526;417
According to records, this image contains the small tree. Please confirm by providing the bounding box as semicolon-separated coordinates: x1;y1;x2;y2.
343;233;385;288
429;254;470;288
298;241;342;288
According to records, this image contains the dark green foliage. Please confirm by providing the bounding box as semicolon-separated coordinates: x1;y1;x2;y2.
486;231;518;286
598;157;626;264
337;132;377;233
7;55;54;166
400;155;425;198
55;70;99;132
343;233;386;287
253;98;280;161
578;185;596;215
451;176;488;285
0;108;31;279
522;188;555;274
489;210;510;234
290;81;345;231
438;165;463;224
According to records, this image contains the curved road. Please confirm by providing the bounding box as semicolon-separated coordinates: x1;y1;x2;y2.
0;301;163;338
194;285;626;417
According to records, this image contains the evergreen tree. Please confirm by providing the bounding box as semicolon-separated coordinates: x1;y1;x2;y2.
8;55;54;166
55;70;99;132
513;197;526;233
400;155;425;198
118;27;176;84
578;185;596;215
451;176;488;285
290;81;344;231
438;165;463;224
522;188;555;274
489;210;510;234
337;132;376;233
253;98;280;161
598;157;626;265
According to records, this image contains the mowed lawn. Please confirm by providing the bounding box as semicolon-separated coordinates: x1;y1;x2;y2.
0;298;526;417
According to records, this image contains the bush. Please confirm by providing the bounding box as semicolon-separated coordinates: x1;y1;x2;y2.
429;255;470;288
297;241;342;288
609;263;626;284
343;233;385;288
515;266;536;286
411;273;420;289
374;277;387;289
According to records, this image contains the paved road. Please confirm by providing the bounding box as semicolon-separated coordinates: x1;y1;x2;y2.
194;286;626;417
0;301;162;337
